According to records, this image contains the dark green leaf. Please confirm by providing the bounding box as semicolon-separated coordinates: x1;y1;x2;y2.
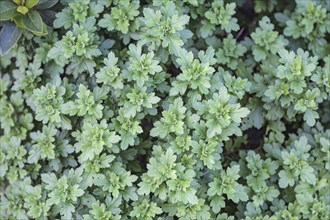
35;0;58;10
0;21;23;55
22;10;43;33
26;0;40;9
0;1;18;21
39;10;56;26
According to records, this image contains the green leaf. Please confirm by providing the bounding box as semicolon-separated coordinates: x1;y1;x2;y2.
300;165;316;185
13;14;26;28
17;6;29;15
210;196;225;213
23;10;43;33
303;109;318;126
0;1;18;20
25;0;40;9
183;189;198;205
0;21;23;55
278;170;295;188
232;107;250;123
39;10;56;26
13;0;23;4
32;22;48;36
60;203;75;220
41;173;57;189
35;0;58;10
61;101;79;116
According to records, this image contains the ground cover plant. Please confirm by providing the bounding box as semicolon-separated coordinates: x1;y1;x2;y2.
0;0;329;219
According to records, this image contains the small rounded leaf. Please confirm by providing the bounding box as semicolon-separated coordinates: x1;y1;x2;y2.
17;6;29;15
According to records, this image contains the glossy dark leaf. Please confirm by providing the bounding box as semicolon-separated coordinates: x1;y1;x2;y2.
35;0;59;10
23;10;43;33
26;0;40;9
39;10;56;27
0;21;23;55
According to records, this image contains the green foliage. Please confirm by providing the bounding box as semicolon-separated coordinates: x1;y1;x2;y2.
198;87;250;139
72;119;120;161
83;202;121;220
204;0;239;34
41;168;84;219
48;18;101;75
28;124;57;163
98;0;139;34
54;0;103;29
251;16;288;61
278;1;330;56
170;47;216;96
243;151;280;206
31;78;71;129
253;48;325;126
0;0;58;54
150;98;187;138
129;198;162;219
284;1;330;40
110;109;143;150
123;43;162;87
253;0;278;13
216;34;247;70
278;136;316;188
139;2;191;55
94;163;138;201
61;84;105;122
208;165;248;213
1;0;330;219
96;52;123;89
191;140;221;169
